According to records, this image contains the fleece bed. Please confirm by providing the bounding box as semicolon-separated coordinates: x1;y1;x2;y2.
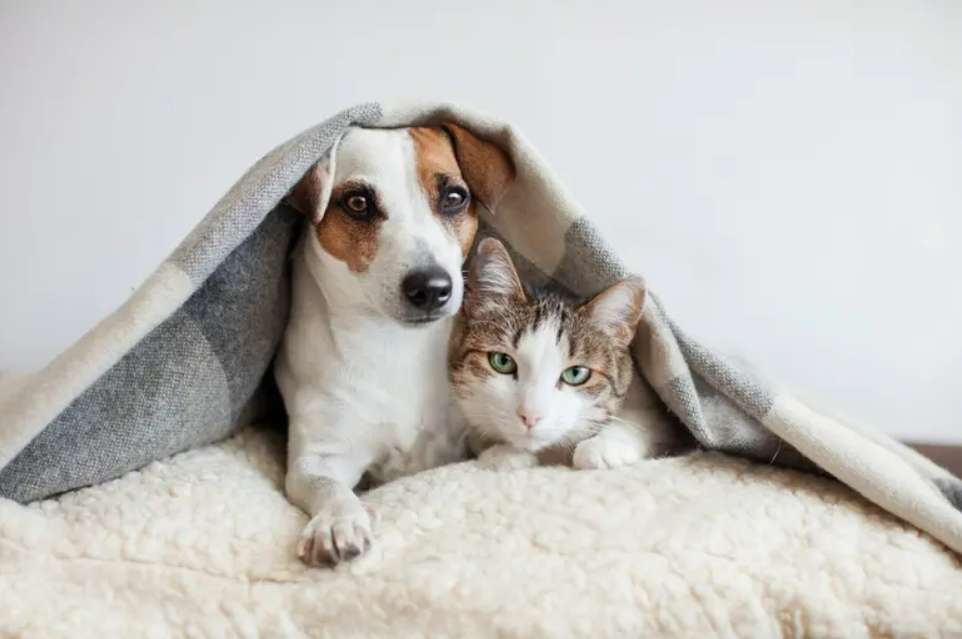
1;102;961;637
1;421;960;638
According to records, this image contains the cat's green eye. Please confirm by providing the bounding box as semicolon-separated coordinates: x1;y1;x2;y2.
488;352;517;375
561;366;592;386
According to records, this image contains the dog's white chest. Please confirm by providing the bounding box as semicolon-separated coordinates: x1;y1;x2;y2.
284;313;467;485
361;355;466;484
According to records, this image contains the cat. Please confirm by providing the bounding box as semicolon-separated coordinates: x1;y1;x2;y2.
449;238;681;471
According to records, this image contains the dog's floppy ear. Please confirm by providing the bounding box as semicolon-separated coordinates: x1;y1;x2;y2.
443;123;515;214
283;138;340;225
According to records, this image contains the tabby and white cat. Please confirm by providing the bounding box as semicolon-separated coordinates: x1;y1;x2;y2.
449;238;680;470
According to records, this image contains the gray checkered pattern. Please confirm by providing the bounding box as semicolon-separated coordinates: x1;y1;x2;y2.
1;101;960;556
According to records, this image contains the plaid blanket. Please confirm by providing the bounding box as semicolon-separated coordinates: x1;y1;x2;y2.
2;102;960;555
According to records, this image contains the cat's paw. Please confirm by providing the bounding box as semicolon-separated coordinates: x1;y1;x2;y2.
573;435;641;470
297;496;375;566
478;444;539;471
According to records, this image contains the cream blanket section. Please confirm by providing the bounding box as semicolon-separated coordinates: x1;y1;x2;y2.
1;424;960;638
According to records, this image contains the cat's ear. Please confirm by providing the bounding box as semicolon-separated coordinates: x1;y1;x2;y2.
582;275;646;345
466;238;525;311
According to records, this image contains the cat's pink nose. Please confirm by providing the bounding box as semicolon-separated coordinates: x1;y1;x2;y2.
517;409;542;430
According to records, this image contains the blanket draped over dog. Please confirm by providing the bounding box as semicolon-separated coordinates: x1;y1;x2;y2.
1;102;961;559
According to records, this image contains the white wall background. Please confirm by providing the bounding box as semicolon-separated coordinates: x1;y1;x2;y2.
1;0;959;442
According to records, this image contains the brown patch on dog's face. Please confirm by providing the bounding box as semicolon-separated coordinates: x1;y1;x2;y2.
284;156;381;274
315;182;384;273
409;127;479;258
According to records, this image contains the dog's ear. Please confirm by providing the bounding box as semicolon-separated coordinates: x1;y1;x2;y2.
283;139;340;225
443;123;515;213
466;238;525;314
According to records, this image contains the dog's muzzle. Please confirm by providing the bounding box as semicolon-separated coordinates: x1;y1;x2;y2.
401;265;453;315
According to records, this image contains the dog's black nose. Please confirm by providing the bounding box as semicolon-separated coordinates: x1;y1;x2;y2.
402;267;453;311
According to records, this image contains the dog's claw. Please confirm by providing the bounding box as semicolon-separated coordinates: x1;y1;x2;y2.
298;500;373;567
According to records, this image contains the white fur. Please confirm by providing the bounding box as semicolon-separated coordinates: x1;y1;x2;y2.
274;128;468;566
572;371;681;469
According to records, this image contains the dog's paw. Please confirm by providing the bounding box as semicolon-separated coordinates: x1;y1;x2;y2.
478;444;538;471
297;498;375;566
572;435;641;470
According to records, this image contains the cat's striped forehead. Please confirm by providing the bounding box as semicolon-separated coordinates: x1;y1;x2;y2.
508;293;571;351
461;287;615;366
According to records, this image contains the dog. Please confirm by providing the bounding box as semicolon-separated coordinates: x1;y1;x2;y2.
274;123;515;566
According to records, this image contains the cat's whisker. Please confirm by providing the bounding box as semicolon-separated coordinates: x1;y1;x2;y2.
556;433;582;453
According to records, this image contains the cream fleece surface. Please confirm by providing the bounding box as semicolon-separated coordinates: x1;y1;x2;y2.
1;425;959;638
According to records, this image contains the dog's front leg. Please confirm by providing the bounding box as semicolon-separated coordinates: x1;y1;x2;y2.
286;449;373;566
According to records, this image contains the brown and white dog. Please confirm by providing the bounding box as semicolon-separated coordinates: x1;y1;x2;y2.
274;124;514;566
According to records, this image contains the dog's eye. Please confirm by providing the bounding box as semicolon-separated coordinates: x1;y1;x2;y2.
346;195;368;213
444;192;464;208
440;187;470;215
341;192;376;221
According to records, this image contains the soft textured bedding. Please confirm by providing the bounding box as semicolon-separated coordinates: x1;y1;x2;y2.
2;424;960;638
1;101;962;636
